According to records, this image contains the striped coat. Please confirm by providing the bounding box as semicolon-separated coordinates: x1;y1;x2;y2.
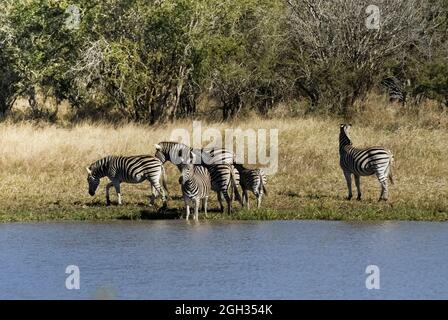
155;142;242;213
86;155;168;206
234;164;267;209
179;163;211;221
339;124;394;201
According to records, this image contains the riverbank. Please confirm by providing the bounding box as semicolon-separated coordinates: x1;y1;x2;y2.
1;102;447;222
0;205;447;223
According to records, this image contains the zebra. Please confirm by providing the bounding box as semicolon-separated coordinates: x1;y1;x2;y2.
86;155;168;206
154;142;242;213
234;163;268;209
207;163;242;214
178;153;211;221
339;124;394;201
381;76;407;105
154;141;235;167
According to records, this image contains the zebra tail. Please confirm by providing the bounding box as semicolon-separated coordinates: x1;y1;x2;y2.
161;165;169;195
230;167;243;205
388;154;395;185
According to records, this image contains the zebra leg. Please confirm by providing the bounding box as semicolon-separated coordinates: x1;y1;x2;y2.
194;198;200;221
379;181;389;201
241;189;246;208
217;192;225;213
203;197;209;218
354;175;362;201
105;182;113;206
185;202;191;220
244;190;250;210
376;171;389;201
149;177;167;208
343;171;353;200
223;192;232;215
113;181;122;205
257;193;262;209
149;185;156;206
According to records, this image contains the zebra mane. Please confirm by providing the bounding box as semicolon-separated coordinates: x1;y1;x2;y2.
339;127;352;149
89;156;111;178
233;163;246;172
160;141;191;150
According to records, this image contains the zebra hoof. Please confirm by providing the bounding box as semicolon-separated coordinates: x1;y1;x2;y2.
346;196;352;201
106;201;111;206
357;196;362;201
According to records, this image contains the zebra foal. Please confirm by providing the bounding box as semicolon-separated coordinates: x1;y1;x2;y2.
179;153;211;221
339;124;394;201
86;155;168;206
234;164;268;209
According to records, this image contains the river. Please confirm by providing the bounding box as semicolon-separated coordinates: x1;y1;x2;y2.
0;220;447;299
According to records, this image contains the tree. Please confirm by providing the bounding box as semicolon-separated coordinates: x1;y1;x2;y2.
2;0;81;119
285;0;439;115
0;2;20;116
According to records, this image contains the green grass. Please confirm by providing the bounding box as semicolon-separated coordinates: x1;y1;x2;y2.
1;203;447;223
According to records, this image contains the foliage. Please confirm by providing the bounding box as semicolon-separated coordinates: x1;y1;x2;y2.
0;0;447;122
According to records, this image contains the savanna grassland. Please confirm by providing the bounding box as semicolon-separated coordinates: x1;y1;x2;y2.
1;98;447;222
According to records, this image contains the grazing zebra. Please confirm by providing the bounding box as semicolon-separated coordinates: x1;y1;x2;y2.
178;154;211;221
154;142;242;213
86;155;168;206
339;124;394;201
234;164;268;209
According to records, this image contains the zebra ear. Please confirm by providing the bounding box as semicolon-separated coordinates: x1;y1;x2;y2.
154;144;162;150
86;167;92;175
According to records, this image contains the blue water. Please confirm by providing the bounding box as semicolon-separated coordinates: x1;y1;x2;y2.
0;220;447;299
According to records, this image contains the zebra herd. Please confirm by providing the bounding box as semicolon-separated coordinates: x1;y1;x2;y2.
86;141;268;220
86;124;394;220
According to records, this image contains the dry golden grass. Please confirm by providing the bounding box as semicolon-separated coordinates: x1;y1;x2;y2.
0;97;447;221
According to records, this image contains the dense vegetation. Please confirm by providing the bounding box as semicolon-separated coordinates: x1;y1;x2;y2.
0;0;447;123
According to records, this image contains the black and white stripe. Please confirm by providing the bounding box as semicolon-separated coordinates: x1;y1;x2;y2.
179;156;211;221
86;155;168;206
155;141;242;213
234;164;267;209
339;124;394;201
154;141;235;167
381;77;407;105
207;163;242;214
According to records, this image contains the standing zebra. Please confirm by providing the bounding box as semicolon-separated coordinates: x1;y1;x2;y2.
234;164;268;209
207;163;242;214
154;142;242;213
179;153;211;221
339;124;394;201
86;155;168;206
381;76;407;105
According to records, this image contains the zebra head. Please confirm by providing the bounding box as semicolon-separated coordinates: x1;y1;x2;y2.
339;124;353;148
340;123;352;134
86;167;100;196
178;152;196;185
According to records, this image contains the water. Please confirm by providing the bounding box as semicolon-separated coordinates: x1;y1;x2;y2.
0;220;447;299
